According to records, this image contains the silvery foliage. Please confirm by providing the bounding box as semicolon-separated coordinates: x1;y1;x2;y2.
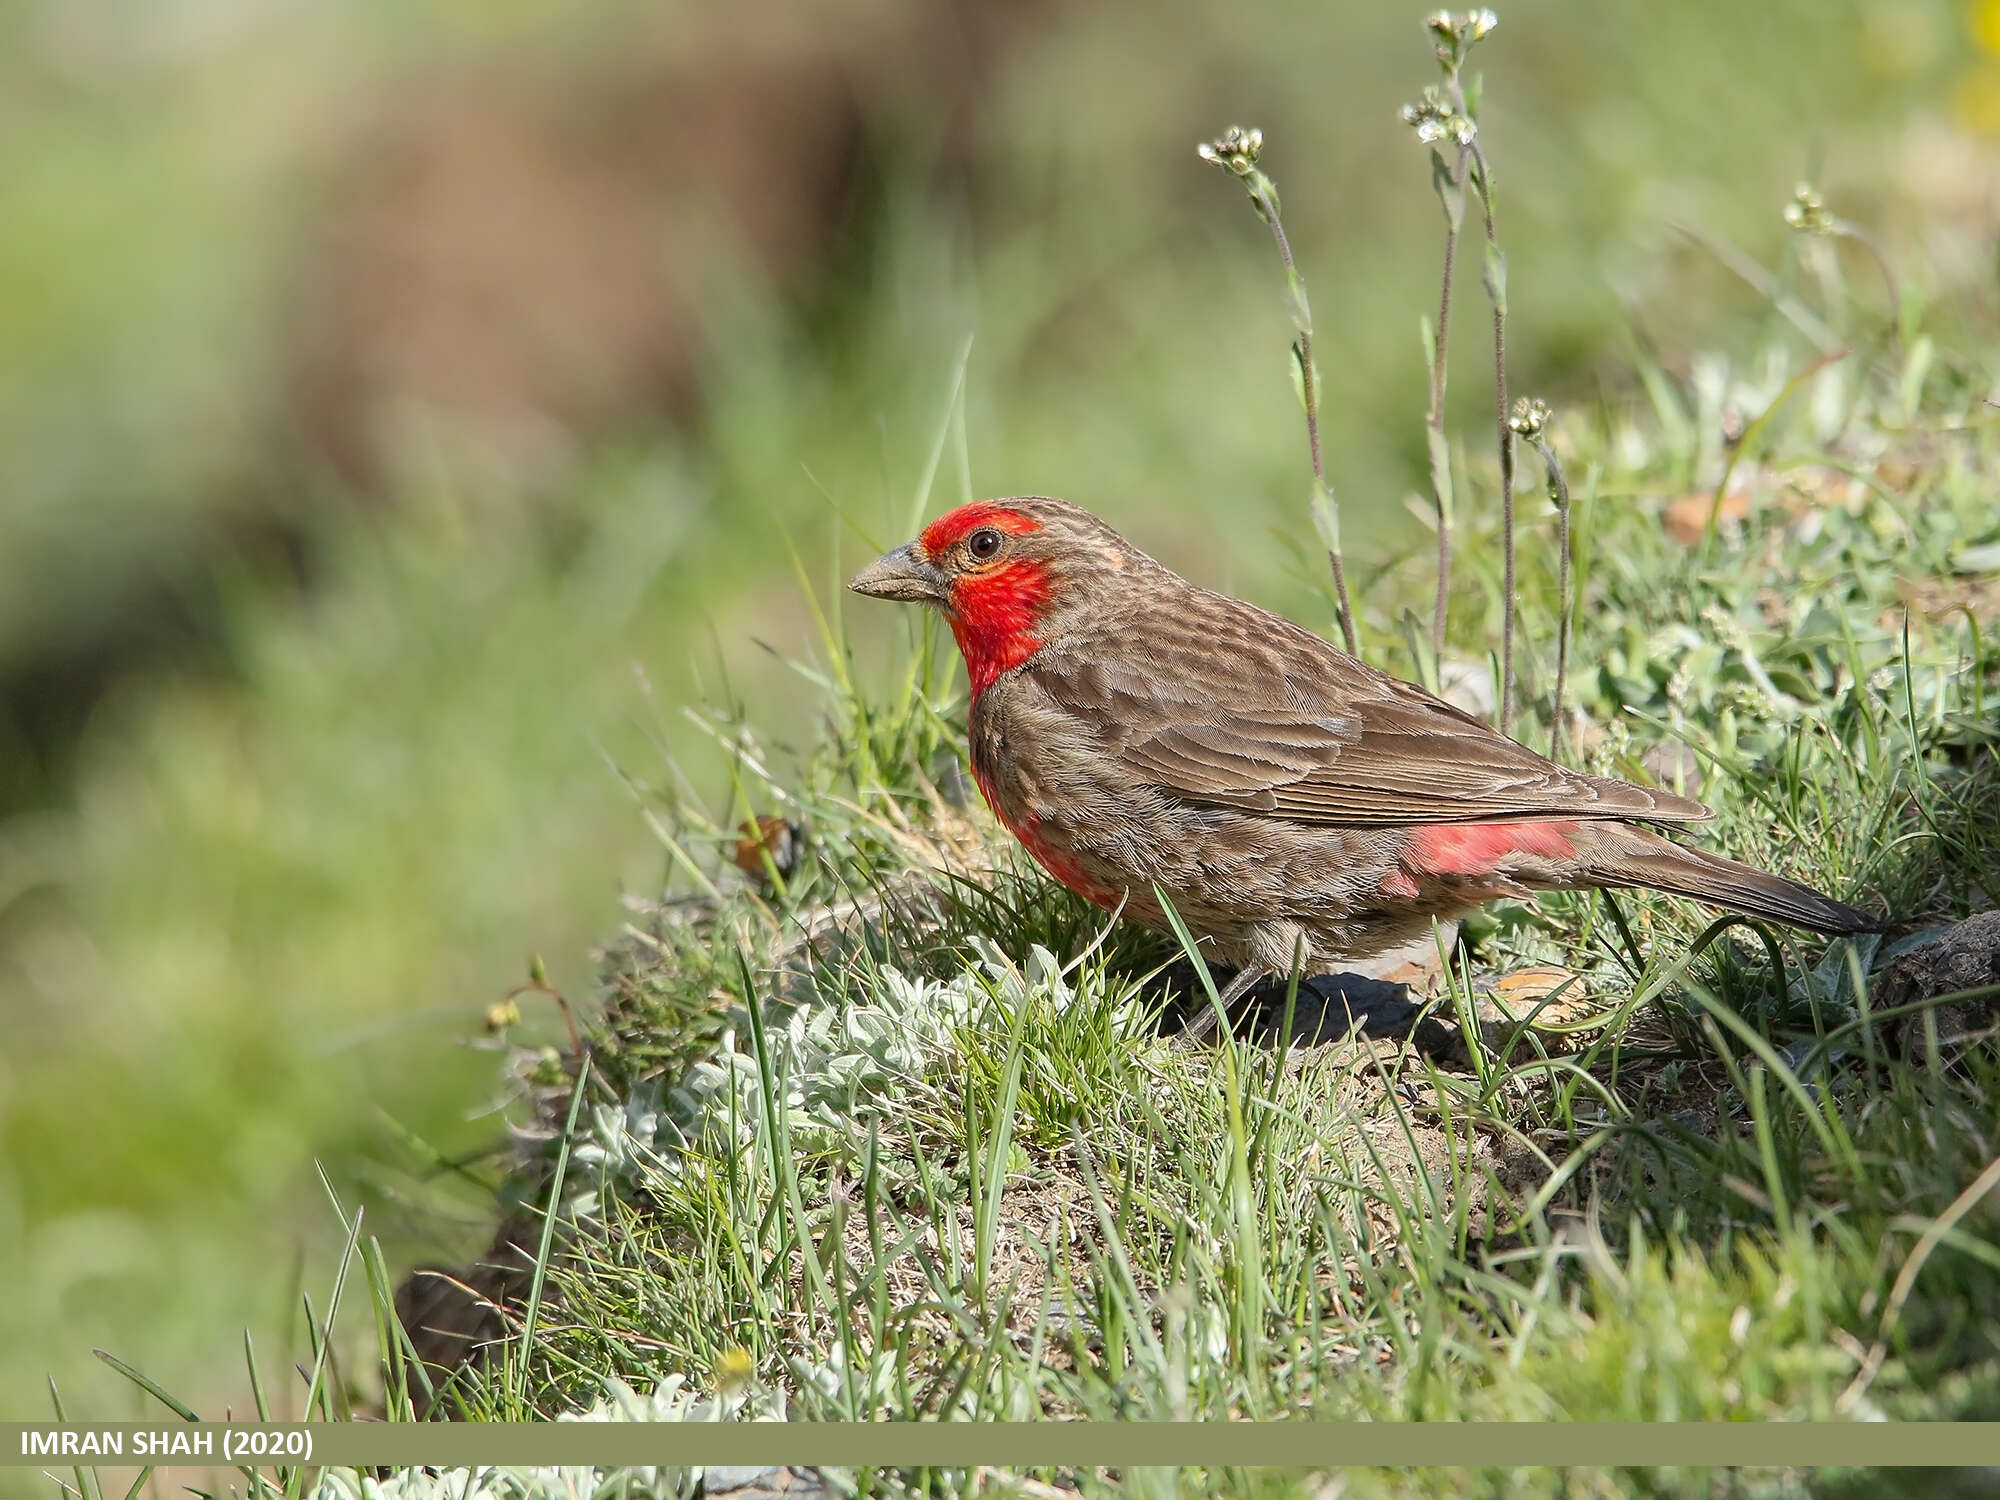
312;1376;796;1500
564;939;1081;1219
356;940;1103;1476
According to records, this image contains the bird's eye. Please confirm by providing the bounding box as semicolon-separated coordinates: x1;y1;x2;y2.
966;528;1003;562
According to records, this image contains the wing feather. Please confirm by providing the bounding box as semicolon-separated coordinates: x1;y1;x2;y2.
1033;589;1712;828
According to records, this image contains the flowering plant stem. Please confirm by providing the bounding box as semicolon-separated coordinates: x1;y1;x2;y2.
1511;398;1568;758
1199;127;1360;656
1408;10;1513;730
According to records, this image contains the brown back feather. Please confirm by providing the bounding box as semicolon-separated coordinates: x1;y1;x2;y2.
1020;542;1711;830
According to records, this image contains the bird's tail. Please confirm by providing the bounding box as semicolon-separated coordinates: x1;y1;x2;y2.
1568;823;1880;935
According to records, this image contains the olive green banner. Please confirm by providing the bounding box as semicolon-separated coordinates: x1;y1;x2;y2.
3;1422;1998;1470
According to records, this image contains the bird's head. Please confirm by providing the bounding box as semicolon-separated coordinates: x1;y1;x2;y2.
847;497;1146;696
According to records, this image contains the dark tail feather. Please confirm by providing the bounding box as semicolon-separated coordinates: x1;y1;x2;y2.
1578;825;1880;935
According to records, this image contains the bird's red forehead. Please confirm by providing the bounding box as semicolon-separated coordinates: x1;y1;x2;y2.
920;503;1042;560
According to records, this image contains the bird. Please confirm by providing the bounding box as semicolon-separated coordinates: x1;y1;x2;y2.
847;496;1877;1026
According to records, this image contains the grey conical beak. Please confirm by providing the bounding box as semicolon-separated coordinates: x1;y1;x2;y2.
847;542;951;604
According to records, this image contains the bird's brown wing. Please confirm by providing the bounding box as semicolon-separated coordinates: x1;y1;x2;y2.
1034;589;1712;828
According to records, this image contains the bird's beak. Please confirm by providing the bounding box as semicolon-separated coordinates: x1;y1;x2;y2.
847;542;951;605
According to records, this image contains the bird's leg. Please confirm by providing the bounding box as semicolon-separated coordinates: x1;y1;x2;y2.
1182;962;1271;1040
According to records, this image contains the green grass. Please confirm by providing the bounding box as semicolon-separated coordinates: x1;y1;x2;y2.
75;299;1998;1498
20;9;2000;1495
471;332;2000;1452
8;0;1993;1439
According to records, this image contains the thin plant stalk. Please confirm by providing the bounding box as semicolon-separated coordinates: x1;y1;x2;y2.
1548;445;1571;758
1467;143;1516;734
1405;10;1505;709
1787;182;1905;348
1199;126;1359;655
1425;145;1469;666
1832;219;1901;334
1248;174;1358;657
1512;397;1570;758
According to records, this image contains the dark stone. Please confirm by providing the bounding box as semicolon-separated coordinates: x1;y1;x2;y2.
703;1467;827;1498
1873;910;2000;1063
1161;962;1456;1055
393;1214;540;1418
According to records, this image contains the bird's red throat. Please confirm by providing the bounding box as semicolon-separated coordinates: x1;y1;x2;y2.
921;504;1052;698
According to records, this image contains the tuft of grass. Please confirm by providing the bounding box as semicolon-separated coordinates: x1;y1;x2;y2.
56;337;2000;1500
47;13;2000;1500
265;297;2000;1498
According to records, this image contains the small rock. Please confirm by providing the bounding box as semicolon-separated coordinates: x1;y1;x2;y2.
1873;910;2000;1063
1452;964;1596;1064
1287;972;1458;1055
703;1467;827;1498
1164;965;1456;1055
1664;490;1749;545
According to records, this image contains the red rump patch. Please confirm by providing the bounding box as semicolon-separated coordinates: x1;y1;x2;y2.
1404;820;1579;877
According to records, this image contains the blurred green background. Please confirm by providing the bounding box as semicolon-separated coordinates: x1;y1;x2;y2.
1;0;1995;1426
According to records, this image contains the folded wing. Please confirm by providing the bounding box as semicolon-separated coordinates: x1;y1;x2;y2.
1036;591;1712;829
